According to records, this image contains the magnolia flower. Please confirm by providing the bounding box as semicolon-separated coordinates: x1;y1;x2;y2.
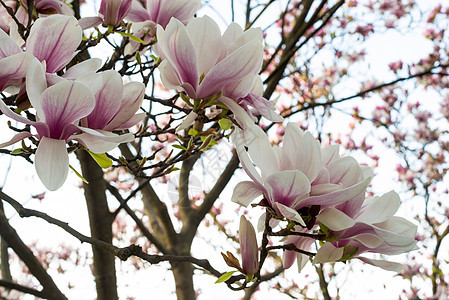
80;0;132;28
0;61;133;190
231;121;372;224
155;16;282;128
77;70;145;152
99;0;132;27
239;216;259;275
156;16;262;100
123;0;201;56
313;191;418;271
0;14;82;91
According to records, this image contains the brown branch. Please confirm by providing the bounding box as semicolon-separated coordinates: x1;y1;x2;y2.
0;190;224;279
316;264;332;300
105;182;168;253
0;192;67;299
183;151;240;243
243;266;284;300
0;279;49;299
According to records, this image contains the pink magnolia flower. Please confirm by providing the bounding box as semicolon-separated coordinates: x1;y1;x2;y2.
99;0;132;27
0;14;82;91
239;216;259;275
123;0;200;55
231;121;372;224
313;191;418;271
155;16;263;100
155;17;282;126
80;0;132;28
0;61;133;190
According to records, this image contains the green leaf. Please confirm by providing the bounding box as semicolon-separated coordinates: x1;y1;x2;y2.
172;144;187;151
86;150;113;169
69;165;89;184
188;128;199;136
219;118;232;131
136;51;142;64
116;31;146;43
215;271;236;284
11;148;24;154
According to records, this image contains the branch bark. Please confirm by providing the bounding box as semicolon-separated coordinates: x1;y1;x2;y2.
76;150;118;300
0;197;66;299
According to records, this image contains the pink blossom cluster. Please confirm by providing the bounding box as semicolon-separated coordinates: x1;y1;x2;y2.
0;15;144;190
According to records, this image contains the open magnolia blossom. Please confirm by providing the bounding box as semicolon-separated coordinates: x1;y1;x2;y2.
154;16;282;129
0;14;82;93
230;120;418;272
312;190;418;271
0;60;134;191
122;0;201;56
231;121;372;224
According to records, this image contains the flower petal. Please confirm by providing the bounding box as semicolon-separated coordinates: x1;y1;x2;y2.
356;191;400;224
266;170;311;208
35;137;69;191
0;28;21;58
197;40;263;99
40;81;95;139
313;243;344;265
231;181;263;207
186;16;222;76
274;203;306;227
0;132;33;148
356;257;404;272
316;207;355;231
156;19;199;93
27;15;82;73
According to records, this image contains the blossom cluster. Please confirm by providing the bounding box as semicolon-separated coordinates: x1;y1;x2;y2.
0;0;417;283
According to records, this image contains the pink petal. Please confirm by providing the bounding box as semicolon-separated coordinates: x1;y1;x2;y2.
186;16;222;76
0;28;21;58
156;19;199;93
239;216;259;274
63;58;102;80
356;257;403;272
0;132;33;148
26;58;47;120
313;243;343;265
266;170;311;208
78;16;103;30
126;0;150;22
197;40;263;99
27;15;82;73
40;81;95;139
275;203;306;226
104;81;145;130
356;191;400;224
0;52;33;92
35;137;69;191
87;70;123;129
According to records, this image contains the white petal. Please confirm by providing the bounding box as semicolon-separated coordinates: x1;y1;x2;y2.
176;111;198;132
35;137;69;191
274;203;306;226
356;257;404;272
356;191;400;224
316;207;355;231
231;181;263;207
313;243;344;264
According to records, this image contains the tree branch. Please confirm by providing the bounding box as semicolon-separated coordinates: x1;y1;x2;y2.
0;279;49;299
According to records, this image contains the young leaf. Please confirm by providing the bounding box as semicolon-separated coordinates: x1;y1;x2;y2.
86;150;113;169
172;144;187;151
219;118;232;131
214;271;236;284
116;31;146;43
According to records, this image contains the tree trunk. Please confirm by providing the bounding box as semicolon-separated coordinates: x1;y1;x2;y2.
171;260;195;300
77;150;118;300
